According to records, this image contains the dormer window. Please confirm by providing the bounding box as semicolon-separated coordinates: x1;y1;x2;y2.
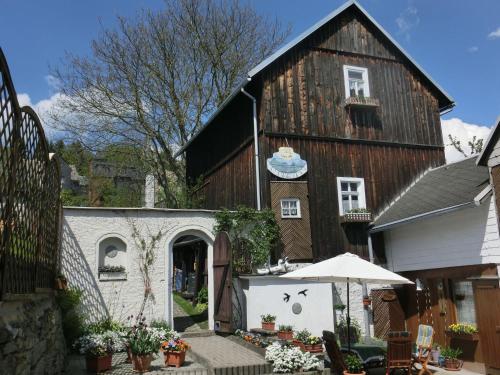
343;66;370;98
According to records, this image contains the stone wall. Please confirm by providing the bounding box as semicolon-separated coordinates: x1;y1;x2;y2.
0;293;66;374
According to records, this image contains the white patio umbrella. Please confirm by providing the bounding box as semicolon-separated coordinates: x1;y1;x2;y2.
280;252;413;352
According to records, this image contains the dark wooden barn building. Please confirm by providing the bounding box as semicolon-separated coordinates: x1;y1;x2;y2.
177;0;454;262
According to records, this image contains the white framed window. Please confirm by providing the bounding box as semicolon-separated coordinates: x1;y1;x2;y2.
336;177;366;215
343;65;370;98
280;198;301;218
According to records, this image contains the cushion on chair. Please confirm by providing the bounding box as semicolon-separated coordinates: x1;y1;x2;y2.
415;325;433;348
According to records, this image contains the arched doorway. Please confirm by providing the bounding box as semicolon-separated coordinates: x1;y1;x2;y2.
165;227;214;332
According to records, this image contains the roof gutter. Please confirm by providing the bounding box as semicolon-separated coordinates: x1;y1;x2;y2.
240;82;262;211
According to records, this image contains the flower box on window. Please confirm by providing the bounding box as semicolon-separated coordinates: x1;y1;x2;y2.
344;96;380;109
340;211;372;224
98;265;127;281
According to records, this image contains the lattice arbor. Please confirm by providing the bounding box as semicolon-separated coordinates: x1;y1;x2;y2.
0;49;61;298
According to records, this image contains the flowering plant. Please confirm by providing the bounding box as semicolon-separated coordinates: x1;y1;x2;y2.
125;315;160;355
161;339;190;352
73;333;114;357
448;323;478;334
265;342;321;373
293;329;311;343
304;335;322;345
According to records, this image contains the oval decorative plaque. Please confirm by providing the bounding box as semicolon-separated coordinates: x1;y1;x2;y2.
292;302;302;315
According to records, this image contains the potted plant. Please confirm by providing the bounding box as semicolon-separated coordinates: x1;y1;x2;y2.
261;314;276;331
304;335;323;353
430;343;441;363
344;354;365;375
128;322;160;373
441;347;463;371
265;342;322;373
293;329;311;350
161;338;190;368
73;334;114;373
446;323;479;341
277;325;293;340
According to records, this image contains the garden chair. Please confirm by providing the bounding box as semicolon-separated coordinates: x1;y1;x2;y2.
386;331;412;375
323;330;346;375
411;325;434;375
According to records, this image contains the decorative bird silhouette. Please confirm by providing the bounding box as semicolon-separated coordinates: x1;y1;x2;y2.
298;289;308;297
283;293;291;302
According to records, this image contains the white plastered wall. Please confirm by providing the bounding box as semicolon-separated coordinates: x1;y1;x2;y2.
61;207;216;329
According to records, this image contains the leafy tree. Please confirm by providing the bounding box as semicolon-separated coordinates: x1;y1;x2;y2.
448;134;484;158
49;0;290;208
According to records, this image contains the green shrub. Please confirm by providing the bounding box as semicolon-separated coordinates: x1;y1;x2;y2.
197;286;208;304
441;346;462;359
55;288;86;348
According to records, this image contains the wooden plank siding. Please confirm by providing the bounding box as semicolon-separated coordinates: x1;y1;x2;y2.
185;6;448;261
263;136;443;260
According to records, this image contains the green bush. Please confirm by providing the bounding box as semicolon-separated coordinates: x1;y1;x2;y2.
197;286;208;304
441;346;463;359
55;288;86;348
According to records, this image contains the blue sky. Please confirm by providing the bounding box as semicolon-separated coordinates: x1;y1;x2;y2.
1;0;499;159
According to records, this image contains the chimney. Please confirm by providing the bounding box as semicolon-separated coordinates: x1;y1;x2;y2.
144;174;156;208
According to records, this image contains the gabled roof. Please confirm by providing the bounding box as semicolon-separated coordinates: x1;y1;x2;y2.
477;116;500;166
176;0;454;157
371;156;490;232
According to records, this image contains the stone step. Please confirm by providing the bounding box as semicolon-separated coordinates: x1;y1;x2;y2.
185;335;272;375
181;330;216;338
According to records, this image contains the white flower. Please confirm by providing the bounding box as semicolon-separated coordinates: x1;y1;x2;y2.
265;343;321;373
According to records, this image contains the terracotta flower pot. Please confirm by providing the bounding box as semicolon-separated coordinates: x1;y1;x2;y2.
262;322;275;331
164;350;186;368
86;354;112;373
344;371;366;375
131;353;153;373
277;331;293;340
444;358;463;371
362;297;371;306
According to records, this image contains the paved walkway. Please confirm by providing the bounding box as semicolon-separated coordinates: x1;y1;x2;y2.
173;299;206;333
65;352;207;375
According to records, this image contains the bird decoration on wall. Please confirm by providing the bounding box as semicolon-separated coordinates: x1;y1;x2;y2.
298;289;308;297
283;293;291;303
257;257;290;275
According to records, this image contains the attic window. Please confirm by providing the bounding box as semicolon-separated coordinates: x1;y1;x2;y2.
343;65;370;98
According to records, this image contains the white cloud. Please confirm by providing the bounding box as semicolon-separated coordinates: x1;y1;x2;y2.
467;46;479;53
17;92;66;139
488;27;500;39
396;4;419;41
441;118;492;163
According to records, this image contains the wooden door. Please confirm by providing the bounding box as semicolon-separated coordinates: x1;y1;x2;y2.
213;231;232;332
372;289;405;338
475;285;500;371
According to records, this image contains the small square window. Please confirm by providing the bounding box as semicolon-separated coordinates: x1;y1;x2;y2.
343;65;370;99
281;199;301;218
336;177;367;215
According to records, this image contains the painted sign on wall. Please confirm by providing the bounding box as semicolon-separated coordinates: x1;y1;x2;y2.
267;147;308;179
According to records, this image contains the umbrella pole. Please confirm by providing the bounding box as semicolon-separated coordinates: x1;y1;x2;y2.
347;278;351;353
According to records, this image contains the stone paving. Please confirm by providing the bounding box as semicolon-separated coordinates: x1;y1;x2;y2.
64;352;208;374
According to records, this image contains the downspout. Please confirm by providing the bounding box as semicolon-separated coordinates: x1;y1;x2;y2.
363;233;375;340
241;85;262;211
